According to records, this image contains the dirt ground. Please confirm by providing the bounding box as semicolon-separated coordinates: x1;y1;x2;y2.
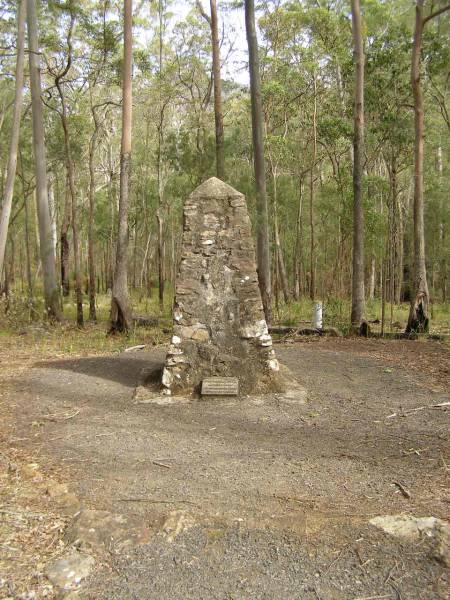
1;336;449;599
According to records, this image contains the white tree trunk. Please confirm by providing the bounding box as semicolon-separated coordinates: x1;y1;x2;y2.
27;0;60;318
0;0;26;278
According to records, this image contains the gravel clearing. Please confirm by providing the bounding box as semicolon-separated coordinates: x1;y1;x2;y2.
3;338;449;598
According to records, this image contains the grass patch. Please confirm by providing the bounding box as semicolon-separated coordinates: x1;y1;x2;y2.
0;287;448;362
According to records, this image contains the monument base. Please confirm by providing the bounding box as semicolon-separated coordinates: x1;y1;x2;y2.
134;360;306;405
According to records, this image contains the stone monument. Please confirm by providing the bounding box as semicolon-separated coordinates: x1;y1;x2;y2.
161;177;281;397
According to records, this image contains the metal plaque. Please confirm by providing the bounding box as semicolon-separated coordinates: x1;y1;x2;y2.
201;377;239;396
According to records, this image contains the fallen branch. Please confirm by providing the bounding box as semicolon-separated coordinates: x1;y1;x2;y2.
119;497;198;506
393;481;411;499
40;409;80;422
124;344;147;352
152;460;172;469
386;402;450;418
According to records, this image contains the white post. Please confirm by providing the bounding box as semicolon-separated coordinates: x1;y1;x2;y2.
312;301;323;329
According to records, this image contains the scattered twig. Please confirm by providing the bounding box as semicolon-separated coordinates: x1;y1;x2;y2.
124;344;147;352
440;451;449;471
0;508;44;518
274;493;309;505
313;585;323;599
119;497;198;506
325;544;350;573
383;560;398;585
393;481;411;499
152;460;172;469
353;595;393;600
40;409;80;422
386;402;450;419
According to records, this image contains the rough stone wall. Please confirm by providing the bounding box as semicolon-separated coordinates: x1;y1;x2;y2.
162;177;279;396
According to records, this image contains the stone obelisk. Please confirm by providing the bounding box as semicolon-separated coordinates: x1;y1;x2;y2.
161;177;280;397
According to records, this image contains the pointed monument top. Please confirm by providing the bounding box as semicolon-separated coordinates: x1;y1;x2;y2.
190;177;243;199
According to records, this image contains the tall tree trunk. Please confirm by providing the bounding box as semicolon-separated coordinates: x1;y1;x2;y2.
245;0;272;323
60;182;71;296
88;100;100;321
210;0;225;179
110;0;133;333
24;185;34;305
197;0;225;179
207;0;225;179
309;74;317;302
406;1;450;332
47;175;57;261
408;1;429;332
350;0;365;330
437;146;446;302
293;177;304;300
368;255;375;300
156;0;165;312
271;166;289;303
26;0;60;319
395;192;404;304
54;16;83;326
0;0;26;278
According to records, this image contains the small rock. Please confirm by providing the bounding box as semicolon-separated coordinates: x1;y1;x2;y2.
162;511;196;542
370;514;437;540
434;519;450;567
45;481;80;515
191;328;210;342
65;509;152;552
7;461;18;474
22;463;44;481
45;551;94;590
46;481;69;498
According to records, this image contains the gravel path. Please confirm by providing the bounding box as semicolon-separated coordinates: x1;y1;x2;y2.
7;340;450;599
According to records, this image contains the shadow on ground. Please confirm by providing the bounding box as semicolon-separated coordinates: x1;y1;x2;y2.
33;352;164;388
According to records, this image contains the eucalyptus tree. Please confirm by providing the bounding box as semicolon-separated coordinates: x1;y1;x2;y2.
171;9;215;184
0;0;26;280
350;0;365;331
245;0;272;322
406;0;450;333
45;3;84;326
196;0;225;179
110;0;133;333
26;0;61;319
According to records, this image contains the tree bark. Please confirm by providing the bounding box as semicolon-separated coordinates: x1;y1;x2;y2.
88;94;100;321
110;0;133;333
293;177;304;300
47;175;57;261
272;167;289;303
407;2;431;332
53;14;83;326
196;0;225;179
309;74;317;301
156;0;166;312
437;146;446;302
208;0;225;179
210;0;225;179
368;255;375;300
395;191;404;304
245;0;272;323
26;0;60;319
60;182;71;296
0;0;26;279
350;0;365;329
